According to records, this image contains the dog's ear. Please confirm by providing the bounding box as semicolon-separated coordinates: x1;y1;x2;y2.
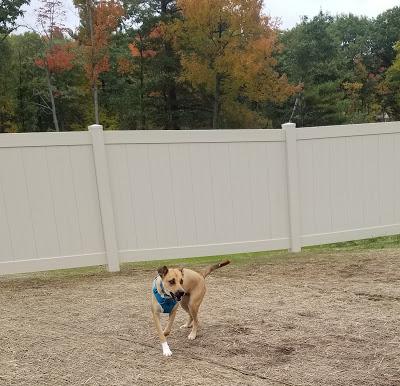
179;267;184;275
157;266;168;277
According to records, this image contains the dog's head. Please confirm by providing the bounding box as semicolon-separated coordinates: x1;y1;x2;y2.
157;266;185;301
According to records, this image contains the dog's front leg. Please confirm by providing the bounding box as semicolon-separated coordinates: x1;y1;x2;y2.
163;304;178;337
152;309;172;356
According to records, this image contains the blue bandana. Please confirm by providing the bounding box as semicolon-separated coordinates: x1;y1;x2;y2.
152;278;177;314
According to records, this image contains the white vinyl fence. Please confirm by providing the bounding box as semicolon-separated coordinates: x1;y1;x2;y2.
1;122;400;275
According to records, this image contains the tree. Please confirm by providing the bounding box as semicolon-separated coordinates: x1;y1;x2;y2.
4;32;90;132
329;14;373;73
372;7;400;69
7;33;48;132
159;0;179;128
0;0;30;39
127;30;158;128
35;31;76;131
74;0;124;124
0;39;15;132
35;0;74;131
370;7;400;121
279;13;346;126
120;0;181;129
384;42;400;120
330;15;380;122
169;0;297;129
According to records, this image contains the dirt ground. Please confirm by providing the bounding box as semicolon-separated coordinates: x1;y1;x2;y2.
1;249;400;386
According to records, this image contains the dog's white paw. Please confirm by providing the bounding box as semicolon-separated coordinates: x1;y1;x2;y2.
187;332;196;340
180;323;192;329
162;342;172;356
163;348;172;356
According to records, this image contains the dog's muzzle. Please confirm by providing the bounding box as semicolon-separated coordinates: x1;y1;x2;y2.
172;290;185;301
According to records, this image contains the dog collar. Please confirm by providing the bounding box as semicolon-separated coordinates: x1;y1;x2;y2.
152;277;177;314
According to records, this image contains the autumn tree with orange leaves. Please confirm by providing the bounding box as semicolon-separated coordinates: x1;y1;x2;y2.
170;0;299;129
35;0;75;131
74;0;124;124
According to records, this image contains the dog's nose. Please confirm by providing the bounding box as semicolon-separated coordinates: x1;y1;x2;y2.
175;290;185;300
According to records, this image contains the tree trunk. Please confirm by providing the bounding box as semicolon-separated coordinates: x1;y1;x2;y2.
161;0;179;129
87;0;99;124
213;73;221;130
139;55;145;129
166;85;178;129
212;17;224;130
93;83;99;124
18;49;24;131
46;68;59;131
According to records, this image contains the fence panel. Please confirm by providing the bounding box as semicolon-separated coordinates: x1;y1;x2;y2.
105;130;290;262
0;133;105;275
297;122;400;246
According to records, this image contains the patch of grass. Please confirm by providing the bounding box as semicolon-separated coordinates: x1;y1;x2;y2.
120;249;290;272
0;265;110;283
305;234;400;252
122;233;400;272
2;234;399;282
0;249;294;283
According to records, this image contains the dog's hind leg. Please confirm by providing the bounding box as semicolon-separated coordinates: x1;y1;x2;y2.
179;294;193;328
180;317;193;329
163;305;178;337
187;288;205;340
187;303;199;340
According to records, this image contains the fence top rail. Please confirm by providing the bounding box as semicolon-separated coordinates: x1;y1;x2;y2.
1;121;399;148
297;121;400;140
0;131;91;148
104;129;285;144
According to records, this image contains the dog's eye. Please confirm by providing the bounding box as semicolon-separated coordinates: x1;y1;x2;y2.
180;279;183;284
169;279;175;285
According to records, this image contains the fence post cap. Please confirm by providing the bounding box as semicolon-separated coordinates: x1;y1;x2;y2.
282;122;296;130
88;124;103;131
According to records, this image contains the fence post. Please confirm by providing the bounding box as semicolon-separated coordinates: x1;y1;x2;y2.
89;124;120;272
282;122;301;252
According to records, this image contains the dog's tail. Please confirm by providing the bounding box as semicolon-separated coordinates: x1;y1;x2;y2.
202;259;230;278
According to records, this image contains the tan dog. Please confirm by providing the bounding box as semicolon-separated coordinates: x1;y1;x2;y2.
151;260;230;356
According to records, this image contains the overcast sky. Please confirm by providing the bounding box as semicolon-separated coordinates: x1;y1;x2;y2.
265;0;399;28
18;0;400;32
